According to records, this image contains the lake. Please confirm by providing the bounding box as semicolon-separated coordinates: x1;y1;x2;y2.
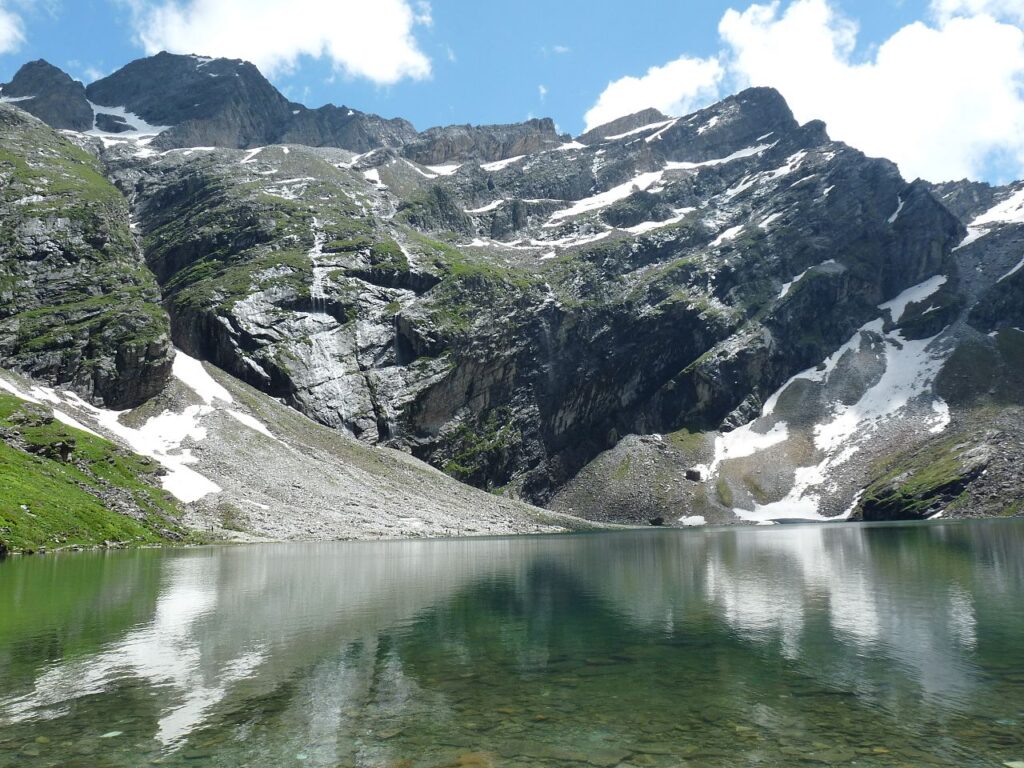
0;521;1022;767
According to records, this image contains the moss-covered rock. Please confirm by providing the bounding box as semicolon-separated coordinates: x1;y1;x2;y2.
0;104;172;408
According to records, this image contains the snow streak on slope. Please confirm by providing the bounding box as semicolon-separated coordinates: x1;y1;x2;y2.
547;171;665;222
0;351;280;504
698;277;953;523
956;186;1024;249
86;102;170;140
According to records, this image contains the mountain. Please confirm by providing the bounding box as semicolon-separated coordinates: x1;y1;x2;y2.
0;51;1021;551
0;59;93;131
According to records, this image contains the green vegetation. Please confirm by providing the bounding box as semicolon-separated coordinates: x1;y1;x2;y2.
171;249;313;312
441;408;521;487
859;435;978;519
0;394;192;552
408;233;541;334
716;476;734;507
612;455;633;481
0;112;172;405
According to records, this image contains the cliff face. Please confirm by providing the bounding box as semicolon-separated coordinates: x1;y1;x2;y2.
0;51;1020;530
0;105;172;408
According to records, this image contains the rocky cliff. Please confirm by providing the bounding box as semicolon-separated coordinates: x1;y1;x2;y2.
0;51;1021;540
0;105;172;408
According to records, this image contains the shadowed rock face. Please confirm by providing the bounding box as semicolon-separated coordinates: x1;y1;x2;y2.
0;60;93;131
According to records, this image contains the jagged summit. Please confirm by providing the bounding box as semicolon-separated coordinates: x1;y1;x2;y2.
578;108;671;144
0;52;568;162
0;59;93;131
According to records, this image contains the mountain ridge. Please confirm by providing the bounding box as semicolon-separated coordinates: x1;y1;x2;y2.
0;50;1022;549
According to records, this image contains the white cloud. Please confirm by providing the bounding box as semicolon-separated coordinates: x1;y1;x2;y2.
126;0;432;84
553;44;571;54
538;83;548;101
583;54;724;131
931;0;1024;24
719;0;1024;181
584;0;1024;182
0;3;25;54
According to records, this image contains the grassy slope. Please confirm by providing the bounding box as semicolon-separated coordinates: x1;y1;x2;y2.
0;393;191;552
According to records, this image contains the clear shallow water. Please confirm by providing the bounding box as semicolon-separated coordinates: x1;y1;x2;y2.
0;521;1023;767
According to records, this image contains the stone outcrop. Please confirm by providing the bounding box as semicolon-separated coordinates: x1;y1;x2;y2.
0;105;172;408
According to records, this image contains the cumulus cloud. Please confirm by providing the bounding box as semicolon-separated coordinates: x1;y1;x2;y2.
585;0;1024;182
719;0;1024;181
583;55;724;131
0;3;25;54
931;0;1024;24
126;0;432;84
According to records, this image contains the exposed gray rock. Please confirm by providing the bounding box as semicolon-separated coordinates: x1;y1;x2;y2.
0;104;172;408
577;108;670;145
0;59;93;131
401;118;565;165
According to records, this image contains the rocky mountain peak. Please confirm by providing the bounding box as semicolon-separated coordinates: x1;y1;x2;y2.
85;51;294;148
577;108;670;144
0;59;93;131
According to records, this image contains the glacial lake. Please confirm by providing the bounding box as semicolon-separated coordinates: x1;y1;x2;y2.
0;521;1022;767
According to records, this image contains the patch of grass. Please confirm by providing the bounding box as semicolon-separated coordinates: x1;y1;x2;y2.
742;474;770;505
716;476;734;507
441;407;521;488
0;394;192;552
612;455;633;480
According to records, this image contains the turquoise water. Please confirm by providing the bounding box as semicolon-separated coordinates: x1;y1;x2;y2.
0;520;1022;767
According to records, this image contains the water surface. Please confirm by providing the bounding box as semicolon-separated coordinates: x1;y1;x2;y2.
1;521;1023;767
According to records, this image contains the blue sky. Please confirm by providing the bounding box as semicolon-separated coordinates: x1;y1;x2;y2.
0;0;936;132
1;0;1023;182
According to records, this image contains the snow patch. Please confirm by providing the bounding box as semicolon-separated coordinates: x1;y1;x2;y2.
173;352;233;406
604;119;676;141
679;515;707;526
664;143;775;171
86;102;169;140
697;115;721;135
710;224;744;248
548;171;664;222
879;275;947;322
226;410;278;441
465;199;506;214
888;195;905;224
778;260;837;299
241;148;263;164
644;119;679;143
997;254;1024;283
956;187;1024;249
424;164;461;176
625;208;694;235
703;421;790;478
481;155;525;172
404;160;438;179
813;322;949;453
